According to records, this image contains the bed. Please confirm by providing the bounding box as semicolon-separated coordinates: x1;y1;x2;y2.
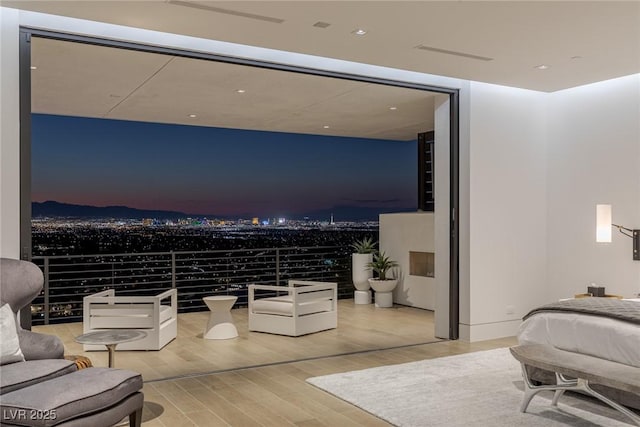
518;297;640;410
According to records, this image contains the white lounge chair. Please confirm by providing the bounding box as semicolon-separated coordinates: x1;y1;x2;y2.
248;280;337;337
83;289;178;350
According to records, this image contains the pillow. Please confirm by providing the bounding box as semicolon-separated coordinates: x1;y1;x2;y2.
1;303;25;365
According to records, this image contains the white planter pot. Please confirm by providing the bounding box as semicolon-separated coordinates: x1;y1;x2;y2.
368;278;398;293
352;253;373;291
354;290;372;304
368;278;398;308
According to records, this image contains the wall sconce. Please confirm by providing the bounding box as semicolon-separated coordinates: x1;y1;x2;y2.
596;204;639;260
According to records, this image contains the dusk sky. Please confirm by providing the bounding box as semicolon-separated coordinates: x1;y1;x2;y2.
32;114;417;219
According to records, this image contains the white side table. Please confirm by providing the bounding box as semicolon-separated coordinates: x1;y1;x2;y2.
203;295;238;339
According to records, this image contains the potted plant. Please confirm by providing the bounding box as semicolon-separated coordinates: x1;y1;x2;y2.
367;251;399;308
351;236;377;304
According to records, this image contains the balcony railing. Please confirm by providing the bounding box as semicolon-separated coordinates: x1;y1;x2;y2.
31;246;353;325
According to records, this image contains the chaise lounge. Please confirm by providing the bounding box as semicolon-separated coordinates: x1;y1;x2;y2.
0;258;144;427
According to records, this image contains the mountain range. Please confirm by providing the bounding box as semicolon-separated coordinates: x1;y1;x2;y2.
32;201;191;220
31;201;415;222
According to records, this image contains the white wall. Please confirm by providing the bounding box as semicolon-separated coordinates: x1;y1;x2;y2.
462;81;549;341
546;74;640;300
0;7;21;258
460;76;640;342
380;212;436;310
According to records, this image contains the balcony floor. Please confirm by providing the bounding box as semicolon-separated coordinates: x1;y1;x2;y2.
35;300;438;381
33;301;517;426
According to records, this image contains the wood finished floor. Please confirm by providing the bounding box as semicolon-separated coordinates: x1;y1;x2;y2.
139;337;517;427
34;300;439;381
34;301;518;426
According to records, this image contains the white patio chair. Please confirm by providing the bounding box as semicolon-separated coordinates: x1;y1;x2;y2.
248;280;337;337
83;289;178;350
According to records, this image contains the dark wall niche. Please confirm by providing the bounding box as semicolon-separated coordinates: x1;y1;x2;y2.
409;251;434;277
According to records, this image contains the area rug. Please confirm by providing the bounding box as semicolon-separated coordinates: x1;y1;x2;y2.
306;348;634;426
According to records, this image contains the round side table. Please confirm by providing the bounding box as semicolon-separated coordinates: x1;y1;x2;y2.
74;330;147;368
203;295;238;339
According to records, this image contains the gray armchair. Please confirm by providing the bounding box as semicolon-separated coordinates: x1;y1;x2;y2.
0;258;145;427
0;258;64;360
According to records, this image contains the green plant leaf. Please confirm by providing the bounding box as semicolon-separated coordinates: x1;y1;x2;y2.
366;251;398;280
351;236;377;254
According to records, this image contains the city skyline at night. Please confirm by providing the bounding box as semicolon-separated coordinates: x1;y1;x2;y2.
32;114;418;220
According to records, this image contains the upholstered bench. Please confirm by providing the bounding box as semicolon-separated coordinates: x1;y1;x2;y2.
510;344;640;426
0;367;143;427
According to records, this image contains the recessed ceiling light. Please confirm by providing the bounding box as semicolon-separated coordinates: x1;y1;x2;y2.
534;64;549;70
389;107;397;111
351;29;367;36
188;114;197;118
236;89;246;93
30;66;37;70
323;125;330;129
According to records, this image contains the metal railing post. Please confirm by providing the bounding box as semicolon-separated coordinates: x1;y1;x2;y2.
171;252;176;289
275;248;280;286
44;257;50;325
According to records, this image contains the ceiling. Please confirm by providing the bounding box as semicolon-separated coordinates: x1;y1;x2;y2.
3;1;640;92
6;1;640;140
30;37;435;140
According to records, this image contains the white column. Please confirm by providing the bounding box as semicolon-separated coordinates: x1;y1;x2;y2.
434;93;451;339
0;7;21;258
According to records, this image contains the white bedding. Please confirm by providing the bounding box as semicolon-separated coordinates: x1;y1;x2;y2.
518;310;640;368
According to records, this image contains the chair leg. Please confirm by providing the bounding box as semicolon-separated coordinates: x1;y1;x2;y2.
129;407;142;427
